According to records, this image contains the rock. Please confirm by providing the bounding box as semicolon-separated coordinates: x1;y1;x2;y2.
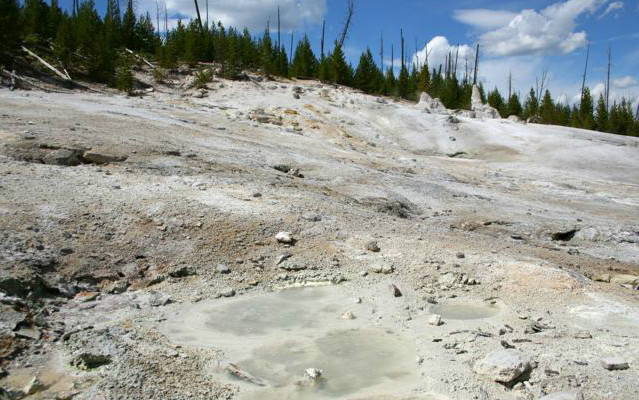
340;311;356;320
366;241;380;252
220;288;236;298
473;350;532;384
600;357;629;371
71;353;111;370
610;274;639;286
43;149;83;166
74;291;99;302
592;273;611;283
538;392;584;400
391;284;403;297
274;254;292;266
272;164;291;173
573;330;592;339
381;265;394;274
216;264;231;274
275;231;294;244
149;293;172;307
438;273;458;286
82;150;127;165
192;88;208;98
104;280;129;294
22;376;41;395
169;266;196;278
456;252;465;259
428;314;443;326
279;263;306;272
305;368;322;380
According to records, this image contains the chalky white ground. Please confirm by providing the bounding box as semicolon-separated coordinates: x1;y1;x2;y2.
0;74;638;399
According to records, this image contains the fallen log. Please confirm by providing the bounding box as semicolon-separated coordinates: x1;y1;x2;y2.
225;363;267;387
125;48;155;69
21;46;71;81
1;69;49;92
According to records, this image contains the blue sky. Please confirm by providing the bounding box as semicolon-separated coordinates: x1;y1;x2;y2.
56;0;638;107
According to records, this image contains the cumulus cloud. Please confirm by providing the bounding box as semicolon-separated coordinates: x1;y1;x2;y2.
613;75;638;89
599;1;624;18
458;0;608;57
452;9;517;30
411;36;474;73
139;0;327;32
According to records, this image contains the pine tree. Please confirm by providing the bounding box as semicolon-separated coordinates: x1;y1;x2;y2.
487;88;505;117
0;0;22;64
291;35;318;79
539;90;555;125
260;29;274;77
121;0;137;49
579;87;595;130
353;48;379;94
523;88;538;120
417;64;430;94
330;43;351;85
595;94;609;132
397;64;409;99
506;93;523;118
54;16;75;69
23;0;50;42
135;12;157;54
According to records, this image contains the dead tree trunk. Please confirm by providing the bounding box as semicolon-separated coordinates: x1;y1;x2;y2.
290;30;294;64
380;32;384;71
320;20;325;59
400;29;405;70
277;6;281;50
193;0;204;32
606;46;612;110
337;0;355;48
580;44;590;105
473;43;479;86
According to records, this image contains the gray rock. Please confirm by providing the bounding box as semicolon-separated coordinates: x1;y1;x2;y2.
71;353;111;370
366;241;381;252
275;231;294;244
305;368;322;380
22;376;41;395
279;263;307;272
220;288;236;298
43;149;83;166
340;311;356;320
149;293;171;307
169;266;196;278
428;314;443;326
216;264;231;274
600;357;629;371
473;350;532;384
538;392;584;400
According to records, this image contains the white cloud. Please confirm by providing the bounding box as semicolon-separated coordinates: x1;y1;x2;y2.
613;75;638;89
599;1;624;18
411;36;474;73
139;0;327;32
452;9;518;30
461;0;609;57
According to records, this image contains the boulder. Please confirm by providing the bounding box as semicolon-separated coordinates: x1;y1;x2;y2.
428;314;443;326
473;350;531;384
366;241;381;252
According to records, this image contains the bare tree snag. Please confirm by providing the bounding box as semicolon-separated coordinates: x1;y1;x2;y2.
193;0;204;32
337;0;355;48
580;44;590;105
473;43;479;86
320;19;325;59
606;46;612;110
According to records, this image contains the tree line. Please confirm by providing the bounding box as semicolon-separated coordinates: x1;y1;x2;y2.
0;0;637;137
